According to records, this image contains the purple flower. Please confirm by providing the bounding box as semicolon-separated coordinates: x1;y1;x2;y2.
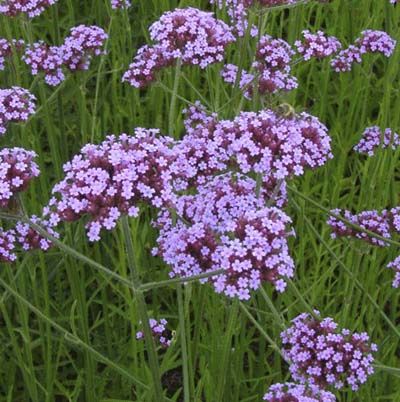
356;30;396;57
331;45;362;72
61;25;108;71
212;109;332;180
111;0;131;9
295;30;341;60
387;256;400;288
0;38;24;71
332;30;396;72
0;0;58;18
123;8;235;88
354;126;400;156
46;129;178;241
23;42;65;86
281;313;377;391
15;215;59;251
0;147;39;207
327;208;392;247
0;229;16;263
154;174;295;299
0;87;36;135
136;318;172;348
263;382;336;401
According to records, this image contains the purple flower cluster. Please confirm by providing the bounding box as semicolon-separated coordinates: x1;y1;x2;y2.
222;35;298;97
331;30;396;72
123;7;235;88
210;0;302;37
154;174;295;300
15;215;58;251
387;256;400;288
0;147;39;208
212;109;332;180
0;38;24;71
136;318;172;348
111;0;131;9
0;229;16;262
327;208;392;247
0;0;58;18
23;25;107;86
353;126;400;156
0;87;36;135
45;129;177;241
263;382;336;402
295;30;341;60
281;313;377;391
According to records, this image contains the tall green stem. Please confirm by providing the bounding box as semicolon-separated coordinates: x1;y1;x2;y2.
121;216;165;401
168;58;182;138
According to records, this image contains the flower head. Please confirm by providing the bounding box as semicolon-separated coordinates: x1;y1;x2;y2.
263;382;336;401
281;313;377;391
136;318;172;348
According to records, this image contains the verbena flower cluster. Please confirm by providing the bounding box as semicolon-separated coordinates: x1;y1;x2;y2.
0;147;39;208
23;25;107;86
328;207;400;287
331;30;396;72
295;30;341;60
0;0;58;18
136;318;172;348
281;313;377;391
0;229;17;263
45;129;177;242
263;382;336;402
111;0;131;9
0;38;24;71
154;174;295;300
210;0;302;37
327;208;392;247
211;109;332;179
123;7;235;88
353;126;400;156
0;87;36;135
387;256;400;288
15;215;59;251
221;35;298;97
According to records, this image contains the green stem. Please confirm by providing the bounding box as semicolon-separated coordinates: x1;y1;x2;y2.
177;285;190;402
215;300;239;401
0;275;148;390
121;216;165;402
168;58;182;138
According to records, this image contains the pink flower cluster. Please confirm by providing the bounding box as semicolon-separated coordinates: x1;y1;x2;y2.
331;30;396;72
281;313;377;391
154;174;295;300
0;38;24;71
123;8;235;88
353;126;400;156
0;87;36;135
45;129;177;242
23;25;107;86
0;147;39;208
0;0;58;18
111;0;131;9
295;30;341;60
263;382;336;402
136;318;172;348
221;35;298;97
